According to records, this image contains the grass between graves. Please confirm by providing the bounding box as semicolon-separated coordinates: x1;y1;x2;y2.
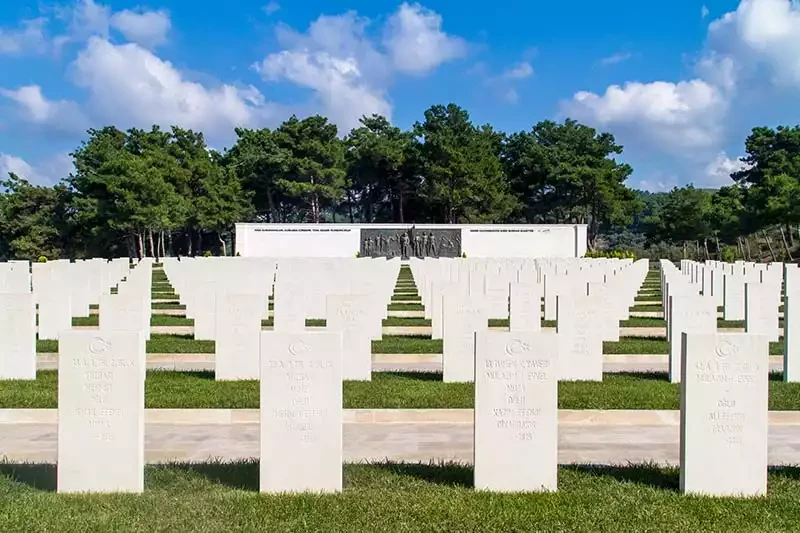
33;334;787;356
2;462;800;532
71;316;195;327
3;370;800;410
152;302;186;310
388;303;424;311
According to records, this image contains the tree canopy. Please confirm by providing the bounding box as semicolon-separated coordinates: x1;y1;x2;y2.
1;106;798;261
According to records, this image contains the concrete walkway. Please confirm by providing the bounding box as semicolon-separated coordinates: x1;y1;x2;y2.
33;353;786;373
68;324;770;338
2;409;800;465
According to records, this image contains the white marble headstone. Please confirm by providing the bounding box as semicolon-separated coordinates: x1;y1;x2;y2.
679;332;768;497
474;330;558;491
259;331;343;493
57;330;144;493
0;293;36;380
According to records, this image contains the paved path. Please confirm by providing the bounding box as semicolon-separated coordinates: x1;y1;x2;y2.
2;409;800;465
32;354;787;373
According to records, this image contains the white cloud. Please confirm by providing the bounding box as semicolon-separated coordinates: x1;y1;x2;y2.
383;2;467;75
630;173;680;192
702;4;710;19
707;0;800;88
54;0;111;50
502;62;533;80
0;153;72;185
701;151;746;187
565;78;729;153
0;154;36;181
0;85;86;132
501;88;519;104
263;2;280;15
254;7;438;132
0;18;47;55
110;9;171;49
599;52;632;66
257;50;391;133
71;37;275;140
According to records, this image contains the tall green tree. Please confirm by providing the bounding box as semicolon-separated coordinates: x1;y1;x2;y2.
0;174;68;260
504;119;636;248
414;104;516;223
273;116;346;222
344;115;419;222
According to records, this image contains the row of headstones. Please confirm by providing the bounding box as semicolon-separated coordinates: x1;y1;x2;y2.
0;260;151;380
56;328;769;497
411;256;637;324
414;258;648;382
677;259;790;321
665;260;799;382
160;258;400;381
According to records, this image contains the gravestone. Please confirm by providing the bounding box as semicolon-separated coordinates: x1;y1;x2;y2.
259;331;343;493
0;293;36;380
556;294;603;381
57;331;144;493
680;332;768;497
745;283;780;342
723;274;745;321
668;295;717;383
37;290;72;341
326;294;373;381
442;293;487;382
474;330;558;491
215;293;264;380
786;294;799;383
509;283;541;333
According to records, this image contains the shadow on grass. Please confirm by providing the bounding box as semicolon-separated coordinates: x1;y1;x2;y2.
380;371;443;382
565;462;679;491
0;462;57;491
612;371;670;382
770;372;786;382
769;466;800;480
147;370;217;381
368;460;472;488
171;460;259;491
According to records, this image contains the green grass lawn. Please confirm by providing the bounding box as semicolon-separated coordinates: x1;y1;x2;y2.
1;461;799;532
2;370;799;410
391;294;421;301
630;305;664;312
71;316;195;327
261;319;326;327
152;302;186;310
388;303;424;311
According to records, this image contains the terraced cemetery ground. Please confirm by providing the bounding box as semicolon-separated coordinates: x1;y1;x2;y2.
9;264;794;410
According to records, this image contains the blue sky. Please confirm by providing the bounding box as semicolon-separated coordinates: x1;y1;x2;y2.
1;0;799;191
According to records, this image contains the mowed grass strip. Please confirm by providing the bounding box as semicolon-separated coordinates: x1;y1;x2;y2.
2;461;800;531
391;294;421;301
71;316;194;327
388;302;424;311
152;302;185;310
4;370;800;410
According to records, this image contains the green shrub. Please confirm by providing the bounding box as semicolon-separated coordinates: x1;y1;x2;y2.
584;249;636;260
203;250;213;258
37;256;48;263
720;245;737;263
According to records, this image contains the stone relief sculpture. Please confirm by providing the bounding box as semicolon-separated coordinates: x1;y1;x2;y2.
361;227;461;258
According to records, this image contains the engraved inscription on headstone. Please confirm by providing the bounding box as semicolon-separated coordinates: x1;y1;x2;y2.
260;331;343;493
361;227;462;258
474;331;558;492
680;333;769;497
57;331;144;493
